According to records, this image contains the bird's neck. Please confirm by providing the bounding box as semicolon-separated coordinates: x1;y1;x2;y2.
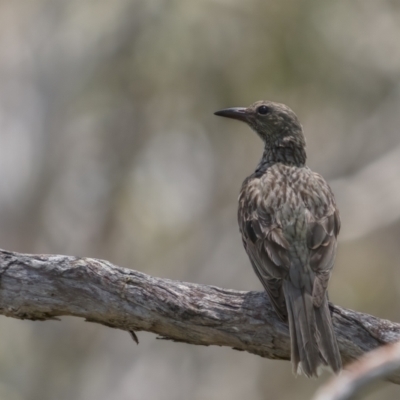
257;143;307;171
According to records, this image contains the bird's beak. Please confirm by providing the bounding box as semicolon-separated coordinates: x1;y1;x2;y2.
214;107;248;122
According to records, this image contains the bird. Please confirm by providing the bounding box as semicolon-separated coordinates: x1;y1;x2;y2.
214;101;342;377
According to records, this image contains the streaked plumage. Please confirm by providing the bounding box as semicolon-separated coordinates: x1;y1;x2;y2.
214;101;342;377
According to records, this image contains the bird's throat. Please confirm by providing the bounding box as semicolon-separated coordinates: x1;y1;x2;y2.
258;144;307;170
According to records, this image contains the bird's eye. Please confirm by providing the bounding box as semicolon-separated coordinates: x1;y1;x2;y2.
257;105;269;115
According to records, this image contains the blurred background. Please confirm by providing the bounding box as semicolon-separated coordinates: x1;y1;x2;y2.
0;0;400;399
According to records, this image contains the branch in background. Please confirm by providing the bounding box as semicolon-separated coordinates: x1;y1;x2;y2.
0;249;400;384
313;340;400;400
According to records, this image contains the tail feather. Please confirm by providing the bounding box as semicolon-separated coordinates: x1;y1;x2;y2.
315;297;342;373
283;280;341;377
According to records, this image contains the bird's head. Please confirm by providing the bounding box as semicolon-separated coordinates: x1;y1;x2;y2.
214;100;305;150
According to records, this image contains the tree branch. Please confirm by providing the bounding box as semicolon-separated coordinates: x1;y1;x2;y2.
0;249;400;383
313;341;400;400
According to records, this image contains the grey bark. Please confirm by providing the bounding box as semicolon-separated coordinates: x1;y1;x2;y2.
0;249;399;383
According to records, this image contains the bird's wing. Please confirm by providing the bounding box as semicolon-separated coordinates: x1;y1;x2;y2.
306;208;340;307
304;174;341;307
239;183;290;320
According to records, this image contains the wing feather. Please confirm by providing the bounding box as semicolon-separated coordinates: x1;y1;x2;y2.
239;184;290;320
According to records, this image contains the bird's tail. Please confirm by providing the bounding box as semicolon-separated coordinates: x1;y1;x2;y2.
283;280;342;377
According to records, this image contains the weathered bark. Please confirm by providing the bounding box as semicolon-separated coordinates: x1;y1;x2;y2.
0;249;399;383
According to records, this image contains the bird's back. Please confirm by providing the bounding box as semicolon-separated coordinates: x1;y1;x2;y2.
238;163;341;376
